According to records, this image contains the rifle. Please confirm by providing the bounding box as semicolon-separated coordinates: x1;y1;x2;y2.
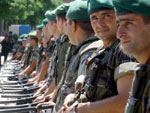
0;105;53;113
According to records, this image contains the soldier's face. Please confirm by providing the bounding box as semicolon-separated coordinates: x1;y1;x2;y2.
47;20;56;37
42;37;48;48
66;18;76;45
56;16;63;33
116;14;150;56
37;30;42;41
90;10;117;41
43;24;50;39
22;40;26;47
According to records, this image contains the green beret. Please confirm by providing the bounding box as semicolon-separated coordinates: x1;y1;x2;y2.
24;34;28;38
22;37;27;41
19;34;25;39
17;39;22;44
28;31;37;39
12;34;18;40
22;34;28;41
42;18;48;25
112;0;150;16
87;0;114;14
36;24;43;30
67;0;90;21
55;3;70;15
45;10;56;22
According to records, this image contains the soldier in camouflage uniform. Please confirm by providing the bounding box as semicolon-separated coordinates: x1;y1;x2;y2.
18;31;39;80
62;0;138;113
27;19;49;84
33;10;60;102
112;0;150;113
23;36;33;69
16;39;25;60
11;38;25;60
18;34;28;65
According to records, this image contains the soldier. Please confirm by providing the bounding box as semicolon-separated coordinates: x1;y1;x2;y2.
62;0;138;113
18;31;39;80
27;22;46;83
54;3;71;86
0;34;11;65
112;0;150;113
33;10;60;102
11;38;25;60
22;35;33;69
11;34;18;56
32;11;59;85
18;35;28;65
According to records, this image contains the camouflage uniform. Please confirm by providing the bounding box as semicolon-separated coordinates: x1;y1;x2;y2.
36;37;55;71
80;39;137;103
54;34;70;86
16;46;25;60
53;35;99;112
125;61;150;113
29;45;39;71
35;43;43;70
45;37;55;58
23;44;33;69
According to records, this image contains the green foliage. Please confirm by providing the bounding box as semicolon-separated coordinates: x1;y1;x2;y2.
0;0;63;26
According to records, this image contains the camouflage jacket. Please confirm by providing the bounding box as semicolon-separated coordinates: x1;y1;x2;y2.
82;39;137;102
29;45;39;66
54;34;70;86
53;35;99;112
23;44;33;69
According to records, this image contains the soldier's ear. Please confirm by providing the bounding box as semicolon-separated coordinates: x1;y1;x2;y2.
72;20;77;32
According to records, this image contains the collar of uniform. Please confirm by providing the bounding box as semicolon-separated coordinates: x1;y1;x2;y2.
73;34;99;55
105;39;120;51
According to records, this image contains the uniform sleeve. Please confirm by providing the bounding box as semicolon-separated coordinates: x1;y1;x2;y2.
17;46;24;53
32;50;39;61
107;46;138;81
114;62;139;81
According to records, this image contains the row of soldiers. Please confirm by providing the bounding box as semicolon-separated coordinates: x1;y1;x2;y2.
10;0;150;113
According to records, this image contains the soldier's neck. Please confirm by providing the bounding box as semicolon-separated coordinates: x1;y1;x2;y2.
103;37;117;48
135;52;150;64
74;32;92;46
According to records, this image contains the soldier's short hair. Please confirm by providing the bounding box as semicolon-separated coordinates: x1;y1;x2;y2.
57;13;66;21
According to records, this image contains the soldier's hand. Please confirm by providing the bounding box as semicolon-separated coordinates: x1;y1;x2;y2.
44;93;53;101
33;89;42;97
63;94;75;109
33;81;39;86
33;95;44;103
27;78;35;84
36;101;56;109
57;107;65;113
30;71;37;78
18;72;24;80
75;102;90;113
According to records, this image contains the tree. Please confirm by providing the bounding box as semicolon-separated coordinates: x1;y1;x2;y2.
0;0;63;33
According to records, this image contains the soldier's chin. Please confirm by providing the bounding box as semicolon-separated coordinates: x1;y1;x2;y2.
120;45;133;56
